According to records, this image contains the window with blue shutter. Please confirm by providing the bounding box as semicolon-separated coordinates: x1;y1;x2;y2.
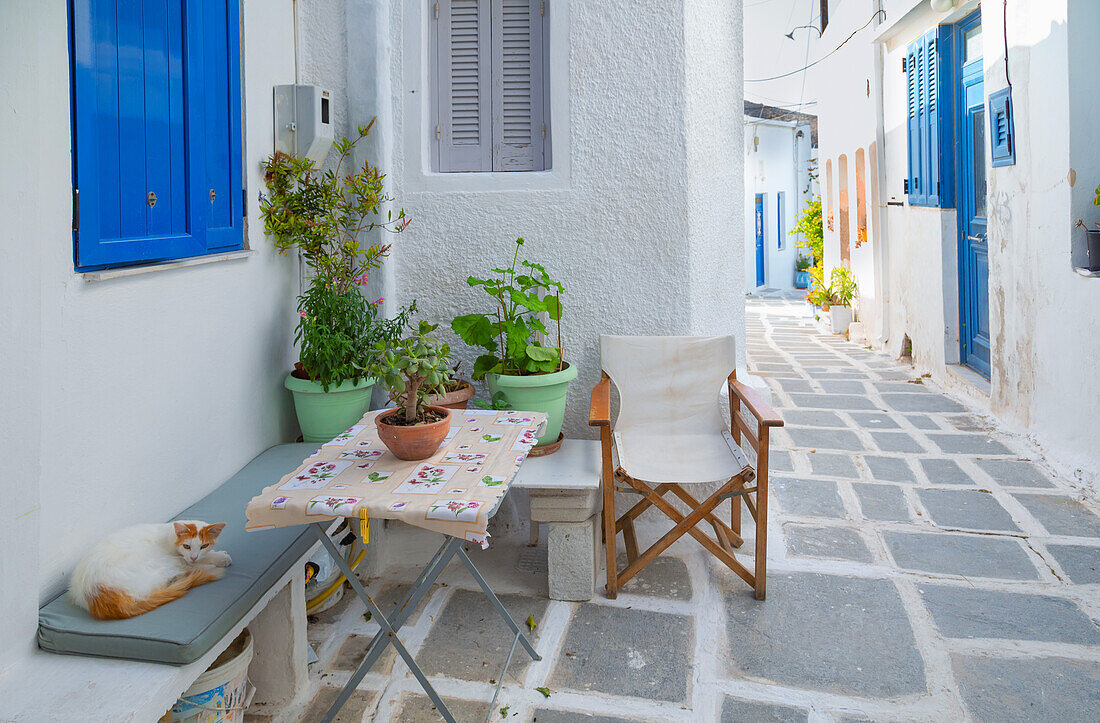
988;88;1015;167
905;27;953;208
432;0;549;172
70;0;244;270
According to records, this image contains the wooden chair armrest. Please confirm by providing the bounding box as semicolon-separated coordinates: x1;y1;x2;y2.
729;374;783;427
589;372;611;427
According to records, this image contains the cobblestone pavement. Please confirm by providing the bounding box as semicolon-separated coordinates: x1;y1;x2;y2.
250;295;1100;723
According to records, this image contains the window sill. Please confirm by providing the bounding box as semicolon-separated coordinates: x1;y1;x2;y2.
80;249;253;282
1074;267;1100;278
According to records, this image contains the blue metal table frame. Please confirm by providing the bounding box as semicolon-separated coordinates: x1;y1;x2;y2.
310;522;541;723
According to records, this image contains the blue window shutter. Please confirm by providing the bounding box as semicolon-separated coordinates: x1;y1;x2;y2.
434;0;492;172
905;40;926;206
934;24;954;206
989;88;1016;167
195;0;244;251
71;0;242;269
925;30;941;206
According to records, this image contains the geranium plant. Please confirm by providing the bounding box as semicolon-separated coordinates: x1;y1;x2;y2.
373;321;455;424
450;237;565;379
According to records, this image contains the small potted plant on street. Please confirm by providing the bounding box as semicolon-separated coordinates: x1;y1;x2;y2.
451;237;575;453
824;267;858;333
428;363;476;410
372;321;455;460
260;120;411;441
794;256;812;289
1073;184;1100;272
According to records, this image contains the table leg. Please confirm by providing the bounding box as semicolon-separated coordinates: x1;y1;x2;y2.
311;524;457;723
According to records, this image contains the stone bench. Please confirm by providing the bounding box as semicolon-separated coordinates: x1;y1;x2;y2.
0;444;319;722
513;439;603;601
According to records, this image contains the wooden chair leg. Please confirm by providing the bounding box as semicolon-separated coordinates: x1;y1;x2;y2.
622;517;640;563
754;425;770;600
600;426;619;599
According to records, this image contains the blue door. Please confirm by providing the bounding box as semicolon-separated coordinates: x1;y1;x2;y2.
755;194;766;287
956;15;990;377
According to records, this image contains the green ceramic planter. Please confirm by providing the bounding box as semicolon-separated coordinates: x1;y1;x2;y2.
284;373;375;443
487;363;578;447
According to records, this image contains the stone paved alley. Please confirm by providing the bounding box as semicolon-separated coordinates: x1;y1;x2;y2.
250;294;1100;723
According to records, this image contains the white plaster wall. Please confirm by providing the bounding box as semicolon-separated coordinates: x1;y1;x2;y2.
357;0;745;441
0;0;303;649
744;121;804;290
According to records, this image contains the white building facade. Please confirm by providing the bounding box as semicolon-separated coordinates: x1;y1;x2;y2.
813;0;1100;486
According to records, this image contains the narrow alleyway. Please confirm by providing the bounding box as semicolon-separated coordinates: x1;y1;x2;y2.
263;295;1100;723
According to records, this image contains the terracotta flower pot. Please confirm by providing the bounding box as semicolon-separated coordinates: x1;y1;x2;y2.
428;380;475;410
375;405;453;461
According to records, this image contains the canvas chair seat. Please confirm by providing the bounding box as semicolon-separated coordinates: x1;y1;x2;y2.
591;334;783;601
614;429;746;485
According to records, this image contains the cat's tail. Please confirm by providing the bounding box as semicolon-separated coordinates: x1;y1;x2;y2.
87;567;224;620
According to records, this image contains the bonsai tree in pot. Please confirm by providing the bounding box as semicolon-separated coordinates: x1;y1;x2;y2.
451;237;575;451
372;321;455;460
261;120;412;442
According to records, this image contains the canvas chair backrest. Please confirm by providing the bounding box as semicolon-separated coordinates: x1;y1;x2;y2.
600;335;736;436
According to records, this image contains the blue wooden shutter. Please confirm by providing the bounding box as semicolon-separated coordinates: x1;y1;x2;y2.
491;0;546;171
72;0;206;268
905;40;925;205
989;88;1016;167
435;0;492;172
196;0;244;251
925;30;941;206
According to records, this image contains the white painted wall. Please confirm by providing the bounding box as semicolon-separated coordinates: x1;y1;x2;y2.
0;0;303;668
744;120;815;290
349;0;745;441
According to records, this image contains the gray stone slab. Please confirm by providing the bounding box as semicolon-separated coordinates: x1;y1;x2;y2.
1013;494;1100;537
904;414;941;430
919;584;1100;645
864;455;916;482
873;381;932;394
870;432;925;454
724;572;926;697
529;710;635;723
774;378;815;394
847;411;901;430
881;394;965;413
394;694;487;723
772;477;848;518
615;553;692;600
976;459;1055;488
549;604;693;703
770;449;794;472
927;434;1013;455
919;458;975;485
721;696;809;723
875;371;916;381
809;453;860;478
818;380;867;394
417;589;549;681
947;415;987;432
884;532;1038;580
1046;544;1100;584
952;655;1100;722
789;394;878;411
786;428;867;451
916;489;1021;532
784;524;873;563
853;483;911;522
757;363;794;372
782;410;847;428
300;687;376;723
329;633;397;674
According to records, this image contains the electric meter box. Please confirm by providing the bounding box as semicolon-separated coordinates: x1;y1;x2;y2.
274;84;334;165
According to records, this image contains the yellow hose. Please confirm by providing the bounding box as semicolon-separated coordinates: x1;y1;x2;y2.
306;548;367;614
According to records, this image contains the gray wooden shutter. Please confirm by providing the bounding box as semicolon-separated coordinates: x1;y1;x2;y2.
491;0;546;171
435;0;491;172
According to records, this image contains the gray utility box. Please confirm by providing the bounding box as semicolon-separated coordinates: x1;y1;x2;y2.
274;84;334;164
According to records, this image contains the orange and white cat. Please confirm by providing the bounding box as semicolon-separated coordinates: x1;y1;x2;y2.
69;521;231;620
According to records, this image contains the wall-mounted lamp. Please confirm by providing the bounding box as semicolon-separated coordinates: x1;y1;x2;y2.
930;0;955;12
784;24;822;40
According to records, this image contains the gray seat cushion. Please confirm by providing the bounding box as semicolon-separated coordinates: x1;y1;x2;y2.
38;443;319;665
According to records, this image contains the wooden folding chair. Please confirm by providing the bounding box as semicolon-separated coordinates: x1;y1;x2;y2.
589;335;783;600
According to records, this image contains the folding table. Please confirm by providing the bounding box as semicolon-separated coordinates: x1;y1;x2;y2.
245;409;548;722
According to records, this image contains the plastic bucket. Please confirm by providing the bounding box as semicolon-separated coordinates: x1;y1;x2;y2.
162;629;254;722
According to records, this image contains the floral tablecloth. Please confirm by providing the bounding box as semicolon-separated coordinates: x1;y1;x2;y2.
245;409;548;547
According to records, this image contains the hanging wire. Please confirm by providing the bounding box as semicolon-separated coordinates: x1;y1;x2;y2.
1003;0;1013;90
746;9;887;83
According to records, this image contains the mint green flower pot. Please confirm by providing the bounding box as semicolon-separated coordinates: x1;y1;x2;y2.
487;363;578;448
284;373;376;443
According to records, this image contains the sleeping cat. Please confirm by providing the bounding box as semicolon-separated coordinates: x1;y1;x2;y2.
69;521;232;620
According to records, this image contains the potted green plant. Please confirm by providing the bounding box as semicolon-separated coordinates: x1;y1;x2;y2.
451;237;576;451
428;363;476;410
261;121;412;442
824;267;858;333
794;256;812;289
372;321;455;460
